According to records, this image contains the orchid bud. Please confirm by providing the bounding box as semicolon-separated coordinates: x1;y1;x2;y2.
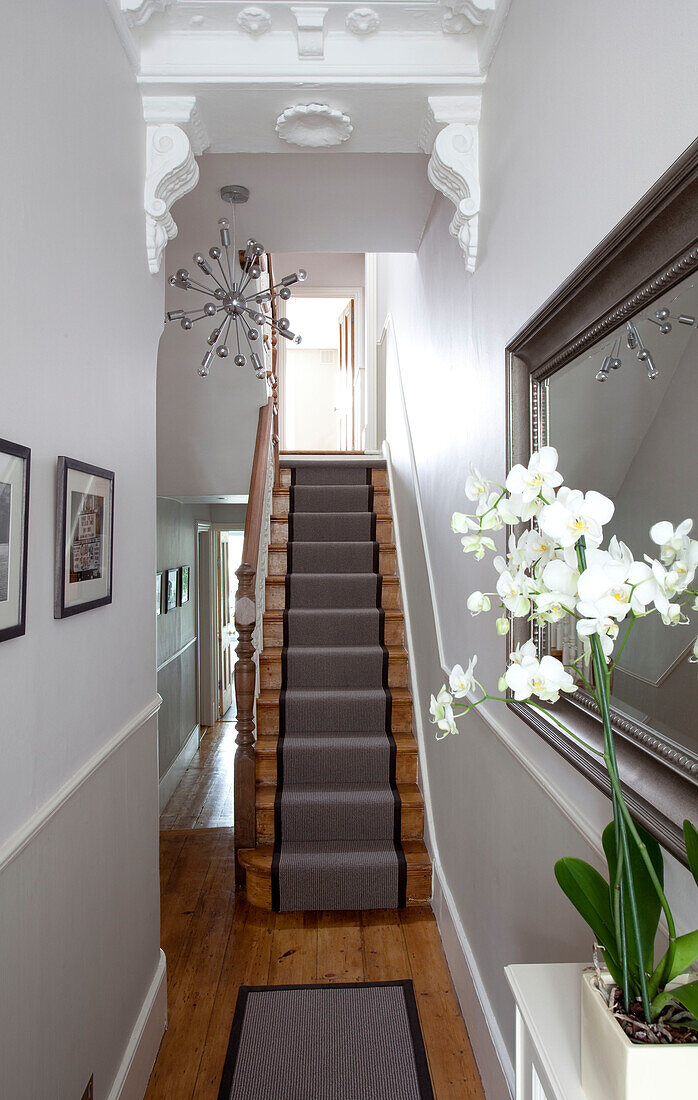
496;616;510;635
498;675;507;692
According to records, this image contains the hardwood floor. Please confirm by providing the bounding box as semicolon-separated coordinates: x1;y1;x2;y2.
150;722;485;1098
160;722;236;830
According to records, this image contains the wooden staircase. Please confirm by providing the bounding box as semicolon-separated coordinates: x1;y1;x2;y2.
239;461;432;910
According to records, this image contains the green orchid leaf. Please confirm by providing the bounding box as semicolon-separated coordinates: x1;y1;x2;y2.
653;980;698;1024
603;820;663;977
555;857;620;979
650;929;698;996
684;821;698;888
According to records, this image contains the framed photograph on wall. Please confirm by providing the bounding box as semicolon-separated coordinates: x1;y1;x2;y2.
165;568;178;613
178;565;190;606
54;457;114;619
156;571;163;616
0;437;31;643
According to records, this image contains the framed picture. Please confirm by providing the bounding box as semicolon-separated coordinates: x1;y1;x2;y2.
0;438;30;643
54;457;114;619
165;568;178;613
156;571;163;616
178;565;190;606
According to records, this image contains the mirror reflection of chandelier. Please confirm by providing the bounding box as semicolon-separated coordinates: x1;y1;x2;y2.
165;184;307;379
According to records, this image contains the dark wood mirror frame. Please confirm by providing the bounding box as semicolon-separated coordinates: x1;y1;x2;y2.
506;138;698;863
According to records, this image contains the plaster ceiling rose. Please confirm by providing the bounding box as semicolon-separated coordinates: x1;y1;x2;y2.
237;6;272;36
345;7;380;35
275;104;353;148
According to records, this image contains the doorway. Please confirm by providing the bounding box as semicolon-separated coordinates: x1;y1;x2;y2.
280;292;365;451
216;529;244;720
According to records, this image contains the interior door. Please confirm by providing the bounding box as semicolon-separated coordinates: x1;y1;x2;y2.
216;533;234;717
338;299;355;450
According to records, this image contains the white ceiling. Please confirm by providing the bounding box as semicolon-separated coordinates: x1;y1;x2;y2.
166;151;436;256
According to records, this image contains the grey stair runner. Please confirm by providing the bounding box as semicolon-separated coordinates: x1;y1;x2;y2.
272;461;406;911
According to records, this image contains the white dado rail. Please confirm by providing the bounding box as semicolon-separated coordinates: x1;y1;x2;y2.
505;962;588;1100
142;95;210;274
420;94;482;273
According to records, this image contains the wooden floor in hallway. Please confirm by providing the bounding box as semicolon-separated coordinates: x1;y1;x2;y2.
150;724;485;1099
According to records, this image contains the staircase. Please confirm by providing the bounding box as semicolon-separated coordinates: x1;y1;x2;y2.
239;458;431;911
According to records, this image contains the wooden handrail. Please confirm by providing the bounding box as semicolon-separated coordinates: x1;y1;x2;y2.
233;395;275;878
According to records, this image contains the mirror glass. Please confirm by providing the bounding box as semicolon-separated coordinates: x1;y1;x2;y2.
544;273;698;758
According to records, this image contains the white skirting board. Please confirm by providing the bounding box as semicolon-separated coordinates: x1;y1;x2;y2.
107;950;167;1100
431;866;514;1100
159;724;200;812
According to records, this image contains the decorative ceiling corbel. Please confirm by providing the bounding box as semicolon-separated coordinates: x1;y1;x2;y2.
143;96;210;275
121;0;171;27
290;6;328;58
420;95;482;273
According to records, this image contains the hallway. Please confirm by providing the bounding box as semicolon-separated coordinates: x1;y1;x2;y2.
149;728;485;1098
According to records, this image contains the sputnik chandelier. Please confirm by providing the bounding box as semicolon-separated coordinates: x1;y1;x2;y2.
165;185;306;379
594;303;697;382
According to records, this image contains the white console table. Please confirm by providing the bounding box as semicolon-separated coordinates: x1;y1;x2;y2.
505;963;588;1100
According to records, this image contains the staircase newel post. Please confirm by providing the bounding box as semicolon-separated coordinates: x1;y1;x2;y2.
234;561;257;883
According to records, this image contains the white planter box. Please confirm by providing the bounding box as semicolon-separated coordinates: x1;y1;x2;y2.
581;970;697;1100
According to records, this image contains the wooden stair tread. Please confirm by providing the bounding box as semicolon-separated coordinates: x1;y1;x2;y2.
262;608;405;623
254;731;418;756
265;573;399;584
239;839;431;874
268;541;397;552
256;781;423;810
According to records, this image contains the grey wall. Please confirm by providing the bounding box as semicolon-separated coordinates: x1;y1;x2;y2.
0;1;164;1095
376;0;698;1091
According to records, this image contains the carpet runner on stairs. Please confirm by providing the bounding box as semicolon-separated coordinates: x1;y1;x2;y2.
272;461;407;911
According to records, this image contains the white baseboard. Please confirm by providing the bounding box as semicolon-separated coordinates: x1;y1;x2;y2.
432;864;514;1100
108;949;167;1100
159;725;199;812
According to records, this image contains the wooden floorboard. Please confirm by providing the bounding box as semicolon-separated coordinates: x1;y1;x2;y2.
151;720;485;1099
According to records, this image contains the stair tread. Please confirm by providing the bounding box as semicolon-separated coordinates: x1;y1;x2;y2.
255;731;418;755
257;686;412;704
266;572;398;583
240;839;430;873
269;541;397;551
263;607;404;621
260;644;408;660
257;781;423;810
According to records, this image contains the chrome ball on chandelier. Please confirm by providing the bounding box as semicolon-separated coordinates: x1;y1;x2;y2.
165;184;307;379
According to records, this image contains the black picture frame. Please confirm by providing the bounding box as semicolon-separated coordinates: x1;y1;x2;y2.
178;565;190;606
165;568;178;613
156;572;163;616
54;456;114;619
0;437;31;644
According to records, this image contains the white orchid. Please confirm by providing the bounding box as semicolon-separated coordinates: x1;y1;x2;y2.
505;446;563;503
496;616;510;635
496;570;531;617
576;614;619;659
461;532;497;560
429;686;457;739
689;638;698;664
497;493;542;525
539;487;614;548
466;591;491;616
465;464;490;502
534;591;576;623
476;491;505;531
650;518;694;566
509;639;537;664
505;653;577;703
521;528;558;569
449;657;478;698
451;511;478;534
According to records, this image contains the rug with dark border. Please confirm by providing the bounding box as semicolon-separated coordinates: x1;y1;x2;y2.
216;980;434;1100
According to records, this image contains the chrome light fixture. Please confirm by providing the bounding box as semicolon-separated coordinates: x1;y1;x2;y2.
593;307;696;383
165;185;307;379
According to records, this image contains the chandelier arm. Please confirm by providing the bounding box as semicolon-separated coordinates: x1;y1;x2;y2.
215;255;232;292
182;279;218;296
220;314;233;350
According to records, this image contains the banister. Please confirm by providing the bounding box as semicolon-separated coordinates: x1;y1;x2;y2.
234;393;275;879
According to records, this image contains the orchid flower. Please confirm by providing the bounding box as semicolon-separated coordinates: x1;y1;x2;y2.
449;657;478;698
505;653;577;703
505;446;563;503
466;591;491;616
496;570;531;617
461;532;497;560
576;614;619;659
539;487;614;548
649;518;694;566
465;464;490;502
429;687;457;739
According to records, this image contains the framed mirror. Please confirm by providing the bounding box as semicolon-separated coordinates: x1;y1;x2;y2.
507;139;698;862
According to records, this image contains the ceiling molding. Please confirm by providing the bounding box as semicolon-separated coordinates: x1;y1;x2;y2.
420;95;481;272
143;96;210;274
